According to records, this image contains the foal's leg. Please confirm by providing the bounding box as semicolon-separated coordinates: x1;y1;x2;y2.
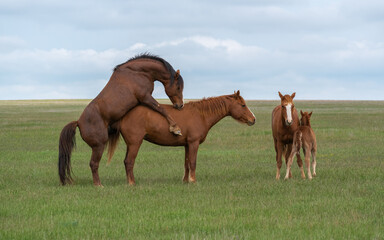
124;142;142;185
304;148;312;180
296;151;305;179
183;145;190;182
312;149;317;177
187;141;199;183
275;141;284;180
284;148;296;180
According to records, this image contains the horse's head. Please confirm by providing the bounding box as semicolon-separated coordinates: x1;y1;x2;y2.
165;69;184;110
300;110;312;127
278;91;296;126
228;90;256;126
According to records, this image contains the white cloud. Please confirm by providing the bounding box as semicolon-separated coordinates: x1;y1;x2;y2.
1;0;384;100
1;35;384;100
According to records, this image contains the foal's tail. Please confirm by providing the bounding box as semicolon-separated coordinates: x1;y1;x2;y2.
58;121;78;185
107;122;121;165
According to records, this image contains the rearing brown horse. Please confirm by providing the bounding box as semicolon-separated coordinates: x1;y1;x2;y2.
58;53;184;186
272;92;304;179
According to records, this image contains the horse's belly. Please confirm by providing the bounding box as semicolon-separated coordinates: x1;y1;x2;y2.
144;134;186;146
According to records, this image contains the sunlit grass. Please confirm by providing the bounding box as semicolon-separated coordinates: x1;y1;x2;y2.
0;100;383;239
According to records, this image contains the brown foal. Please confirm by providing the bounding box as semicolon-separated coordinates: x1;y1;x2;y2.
285;111;317;180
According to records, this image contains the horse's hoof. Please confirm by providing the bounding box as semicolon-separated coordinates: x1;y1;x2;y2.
174;130;182;136
169;125;182;136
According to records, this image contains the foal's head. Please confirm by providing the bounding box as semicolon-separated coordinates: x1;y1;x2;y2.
278;91;296;126
228;90;256;126
300;110;313;127
164;69;184;110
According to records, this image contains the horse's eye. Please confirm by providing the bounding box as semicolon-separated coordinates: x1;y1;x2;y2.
242;104;246;107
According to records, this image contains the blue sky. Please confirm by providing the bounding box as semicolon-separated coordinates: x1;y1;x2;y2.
0;0;383;100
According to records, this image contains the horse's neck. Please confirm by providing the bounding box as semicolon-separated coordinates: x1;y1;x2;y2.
197;97;230;129
127;60;169;82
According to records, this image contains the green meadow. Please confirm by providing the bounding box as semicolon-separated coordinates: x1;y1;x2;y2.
0;99;383;239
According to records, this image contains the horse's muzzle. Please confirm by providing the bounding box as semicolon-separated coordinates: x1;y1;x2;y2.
247;118;256;126
174;103;184;110
285;120;293;126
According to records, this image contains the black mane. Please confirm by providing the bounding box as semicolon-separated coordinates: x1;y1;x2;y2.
113;53;182;86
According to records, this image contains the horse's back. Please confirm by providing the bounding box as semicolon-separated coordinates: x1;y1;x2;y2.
120;105;191;146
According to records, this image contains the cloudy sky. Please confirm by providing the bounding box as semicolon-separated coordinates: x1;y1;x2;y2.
1;0;383;100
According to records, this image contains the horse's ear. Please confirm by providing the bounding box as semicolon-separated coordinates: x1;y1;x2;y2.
300;110;304;116
309;111;313;117
236;90;240;97
175;69;180;79
291;92;296;99
278;91;283;99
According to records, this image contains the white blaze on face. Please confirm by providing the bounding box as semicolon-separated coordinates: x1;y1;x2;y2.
247;106;255;119
286;104;293;123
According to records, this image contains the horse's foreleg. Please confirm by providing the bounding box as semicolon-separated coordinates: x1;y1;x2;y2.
187;142;199;183
285;144;293;178
124;142;142;185
275;141;283;180
140;94;181;136
183;145;190;182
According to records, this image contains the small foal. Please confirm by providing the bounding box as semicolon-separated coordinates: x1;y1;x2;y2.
285;111;317;180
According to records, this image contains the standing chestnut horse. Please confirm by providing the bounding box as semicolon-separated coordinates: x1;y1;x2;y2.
272;92;304;179
285;111;317;180
59;53;184;186
107;91;256;185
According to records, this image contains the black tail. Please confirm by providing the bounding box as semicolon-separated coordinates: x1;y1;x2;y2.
107;122;121;165
58;121;78;185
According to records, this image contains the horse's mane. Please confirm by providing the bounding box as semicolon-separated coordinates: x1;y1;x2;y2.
113;53;181;85
186;96;229;118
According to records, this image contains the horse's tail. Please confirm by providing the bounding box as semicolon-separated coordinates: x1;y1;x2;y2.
107;122;121;165
294;130;303;153
58;121;78;185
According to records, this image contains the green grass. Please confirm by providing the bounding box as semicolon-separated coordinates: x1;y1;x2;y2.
0;99;383;239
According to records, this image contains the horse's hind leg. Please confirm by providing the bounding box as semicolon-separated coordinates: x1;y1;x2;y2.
285;148;296;180
124;142;142;185
90;145;105;186
312;149;317;177
297;151;305;179
183;145;190;182
304;149;312;180
78;107;108;186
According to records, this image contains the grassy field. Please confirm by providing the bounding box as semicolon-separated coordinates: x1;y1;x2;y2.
0;99;383;239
